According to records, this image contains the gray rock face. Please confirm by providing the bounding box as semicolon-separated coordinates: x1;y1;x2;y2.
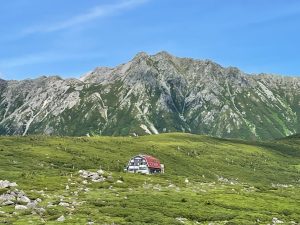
0;51;300;140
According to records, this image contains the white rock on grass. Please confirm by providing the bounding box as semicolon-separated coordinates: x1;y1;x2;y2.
57;215;65;222
15;205;28;210
17;195;31;203
82;180;88;185
97;169;105;175
79;170;108;183
176;217;187;223
0;180;17;189
2;200;14;206
59;202;70;207
92;177;105;183
0;193;16;202
272;218;284;224
27;201;38;209
36;207;46;214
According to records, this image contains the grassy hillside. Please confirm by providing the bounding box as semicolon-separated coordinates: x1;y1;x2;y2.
0;133;300;224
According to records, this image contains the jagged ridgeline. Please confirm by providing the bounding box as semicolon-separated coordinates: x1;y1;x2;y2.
0;51;299;139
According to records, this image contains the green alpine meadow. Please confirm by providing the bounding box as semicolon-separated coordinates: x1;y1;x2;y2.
0;133;300;224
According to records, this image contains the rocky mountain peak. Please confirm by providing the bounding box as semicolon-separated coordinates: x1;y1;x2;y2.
0;51;300;139
133;51;149;61
153;51;174;59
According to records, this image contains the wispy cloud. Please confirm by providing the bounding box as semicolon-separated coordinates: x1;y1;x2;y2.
23;0;149;35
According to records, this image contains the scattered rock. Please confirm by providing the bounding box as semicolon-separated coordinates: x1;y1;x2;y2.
116;180;123;184
57;215;65;222
92;177;105;183
272;217;284;224
0;193;16;203
2;200;14;206
0;180;43;214
82;180;88;185
97;169;104;175
27;201;38;209
0;180;17;189
18;195;31;203
35;207;46;214
79;170;106;183
15;205;28;210
107;176;114;182
176;217;187;223
59;202;70;207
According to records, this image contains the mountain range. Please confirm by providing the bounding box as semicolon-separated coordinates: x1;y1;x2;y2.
0;51;299;140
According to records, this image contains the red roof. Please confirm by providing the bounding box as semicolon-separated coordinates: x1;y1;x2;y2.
143;155;161;169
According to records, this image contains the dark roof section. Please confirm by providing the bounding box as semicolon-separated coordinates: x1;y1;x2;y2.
142;155;161;169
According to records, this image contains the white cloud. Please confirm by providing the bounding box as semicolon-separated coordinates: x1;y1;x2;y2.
23;0;149;34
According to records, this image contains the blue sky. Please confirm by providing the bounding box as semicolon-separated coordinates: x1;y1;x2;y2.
1;0;300;80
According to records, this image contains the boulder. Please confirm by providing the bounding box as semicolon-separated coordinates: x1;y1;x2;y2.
272;218;284;224
58;202;70;207
0;180;17;189
2;200;14;206
35;207;46;214
0;193;16;203
17;195;31;203
57;215;65;222
97;169;105;175
27;201;38;209
92;177;105;183
15;205;28;210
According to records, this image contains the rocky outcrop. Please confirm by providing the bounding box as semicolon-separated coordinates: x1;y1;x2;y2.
0;180;44;213
79;169;107;183
0;51;300;140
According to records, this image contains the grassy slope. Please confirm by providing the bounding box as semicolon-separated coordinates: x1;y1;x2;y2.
0;133;299;224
